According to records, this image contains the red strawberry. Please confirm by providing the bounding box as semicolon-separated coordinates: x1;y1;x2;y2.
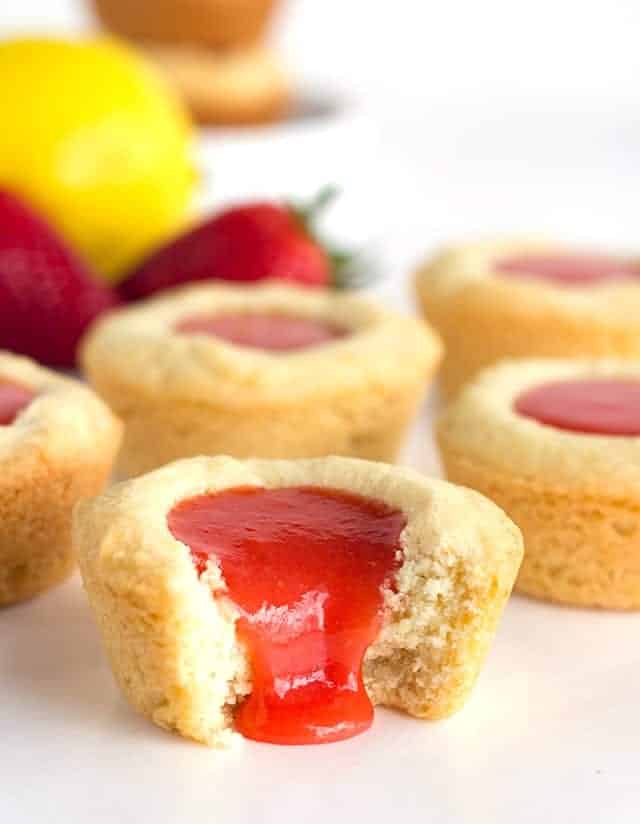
119;188;364;301
0;190;118;368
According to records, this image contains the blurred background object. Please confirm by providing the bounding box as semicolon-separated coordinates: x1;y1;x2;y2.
0;189;118;367
91;0;278;48
91;0;290;126
1;0;639;289
0;35;195;281
141;44;289;126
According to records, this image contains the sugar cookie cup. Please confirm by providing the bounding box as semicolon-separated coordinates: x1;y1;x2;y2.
415;239;640;398
143;45;289;126
0;352;122;606
75;455;523;746
80;283;442;477
92;0;280;49
437;358;640;609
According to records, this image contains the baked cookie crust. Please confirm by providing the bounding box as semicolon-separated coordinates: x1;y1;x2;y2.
0;352;122;606
81;283;443;477
437;359;640;608
143;45;289;126
75;455;523;746
415;239;640;397
92;0;279;49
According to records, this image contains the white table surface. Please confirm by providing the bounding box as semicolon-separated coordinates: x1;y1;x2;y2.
2;2;640;822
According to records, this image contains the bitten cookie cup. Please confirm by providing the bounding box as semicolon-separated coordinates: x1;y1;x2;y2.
437;359;640;609
74;455;523;747
143;45;290;126
80;283;442;478
415;239;640;398
92;0;279;49
0;352;122;606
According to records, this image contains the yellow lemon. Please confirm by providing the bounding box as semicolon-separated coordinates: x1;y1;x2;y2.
0;37;196;280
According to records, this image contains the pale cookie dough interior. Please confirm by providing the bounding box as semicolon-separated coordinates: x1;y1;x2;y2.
75;455;523;746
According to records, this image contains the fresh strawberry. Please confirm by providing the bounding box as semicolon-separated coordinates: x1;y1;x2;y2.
119;188;365;301
0;190;119;368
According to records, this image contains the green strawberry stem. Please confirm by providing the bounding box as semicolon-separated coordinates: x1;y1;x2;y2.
329;248;379;290
289;185;380;289
290;184;340;228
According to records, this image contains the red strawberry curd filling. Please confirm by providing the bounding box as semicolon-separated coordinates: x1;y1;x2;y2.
495;254;640;286
175;313;347;351
0;381;34;426
168;486;406;745
514;379;640;436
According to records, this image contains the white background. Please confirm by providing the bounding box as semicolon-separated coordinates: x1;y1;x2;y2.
1;3;640;823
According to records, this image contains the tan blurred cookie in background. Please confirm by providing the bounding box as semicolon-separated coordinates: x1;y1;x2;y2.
91;0;291;125
92;0;280;49
143;44;290;125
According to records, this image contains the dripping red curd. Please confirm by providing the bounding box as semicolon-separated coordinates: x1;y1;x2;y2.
168;485;406;745
515;379;640;436
175;313;347;351
0;382;34;426
495;254;640;286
